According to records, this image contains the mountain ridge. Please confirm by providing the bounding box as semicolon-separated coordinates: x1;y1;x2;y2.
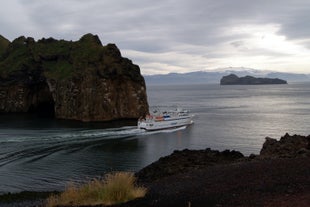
144;68;310;85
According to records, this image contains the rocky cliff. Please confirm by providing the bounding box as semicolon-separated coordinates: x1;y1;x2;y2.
0;35;10;56
220;74;287;85
259;133;310;158
0;34;149;121
137;133;310;183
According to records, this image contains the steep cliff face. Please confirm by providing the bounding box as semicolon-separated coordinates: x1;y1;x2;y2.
0;72;54;116
0;34;149;121
49;76;148;121
0;35;10;56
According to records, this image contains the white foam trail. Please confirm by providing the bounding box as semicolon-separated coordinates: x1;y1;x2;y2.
0;125;190;167
0;125;188;144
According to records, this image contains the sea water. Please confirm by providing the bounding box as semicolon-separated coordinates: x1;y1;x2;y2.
0;83;310;193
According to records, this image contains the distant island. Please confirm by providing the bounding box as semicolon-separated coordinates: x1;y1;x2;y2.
144;68;310;85
220;74;287;85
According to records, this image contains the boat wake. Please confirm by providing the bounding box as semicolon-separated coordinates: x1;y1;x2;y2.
0;125;187;143
0;125;188;167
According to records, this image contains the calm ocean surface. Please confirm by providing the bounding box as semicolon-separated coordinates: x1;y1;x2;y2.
0;83;310;193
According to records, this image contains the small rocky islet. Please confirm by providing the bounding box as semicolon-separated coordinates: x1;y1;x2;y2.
220;73;287;85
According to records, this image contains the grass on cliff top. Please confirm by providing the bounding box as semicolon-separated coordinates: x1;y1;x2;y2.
46;172;147;207
0;35;103;79
0;35;10;57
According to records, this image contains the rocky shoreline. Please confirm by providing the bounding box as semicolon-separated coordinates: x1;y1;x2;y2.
126;133;310;207
136;133;310;183
1;133;309;207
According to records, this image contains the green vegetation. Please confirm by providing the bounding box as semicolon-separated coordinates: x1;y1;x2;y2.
70;34;103;65
0;37;35;75
0;33;141;81
42;59;74;80
46;172;147;207
0;34;104;80
0;35;10;57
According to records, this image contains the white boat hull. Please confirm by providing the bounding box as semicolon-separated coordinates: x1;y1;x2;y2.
138;115;193;131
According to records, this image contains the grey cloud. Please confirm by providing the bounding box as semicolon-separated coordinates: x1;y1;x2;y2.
230;41;245;48
1;0;309;74
14;0;310;48
278;10;310;40
6;0;310;42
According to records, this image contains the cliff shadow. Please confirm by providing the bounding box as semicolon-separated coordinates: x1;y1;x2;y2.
28;82;55;118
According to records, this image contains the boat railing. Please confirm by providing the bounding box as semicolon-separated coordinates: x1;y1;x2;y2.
146;107;191;119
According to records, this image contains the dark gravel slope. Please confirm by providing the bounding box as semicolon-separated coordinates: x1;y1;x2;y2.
119;157;310;207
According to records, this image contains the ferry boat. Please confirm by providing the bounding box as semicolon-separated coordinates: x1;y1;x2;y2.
137;108;194;131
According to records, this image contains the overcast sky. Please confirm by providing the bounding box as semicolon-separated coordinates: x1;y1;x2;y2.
1;0;310;75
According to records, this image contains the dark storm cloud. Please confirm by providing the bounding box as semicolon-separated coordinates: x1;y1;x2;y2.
1;0;310;74
8;0;310;47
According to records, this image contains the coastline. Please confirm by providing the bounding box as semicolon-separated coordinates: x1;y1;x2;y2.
1;133;310;207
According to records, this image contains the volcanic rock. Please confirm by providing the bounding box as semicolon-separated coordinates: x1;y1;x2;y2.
259;133;310;158
136;148;244;183
0;34;149;121
136;133;310;185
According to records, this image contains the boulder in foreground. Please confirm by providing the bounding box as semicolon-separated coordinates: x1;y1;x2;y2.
260;133;310;158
